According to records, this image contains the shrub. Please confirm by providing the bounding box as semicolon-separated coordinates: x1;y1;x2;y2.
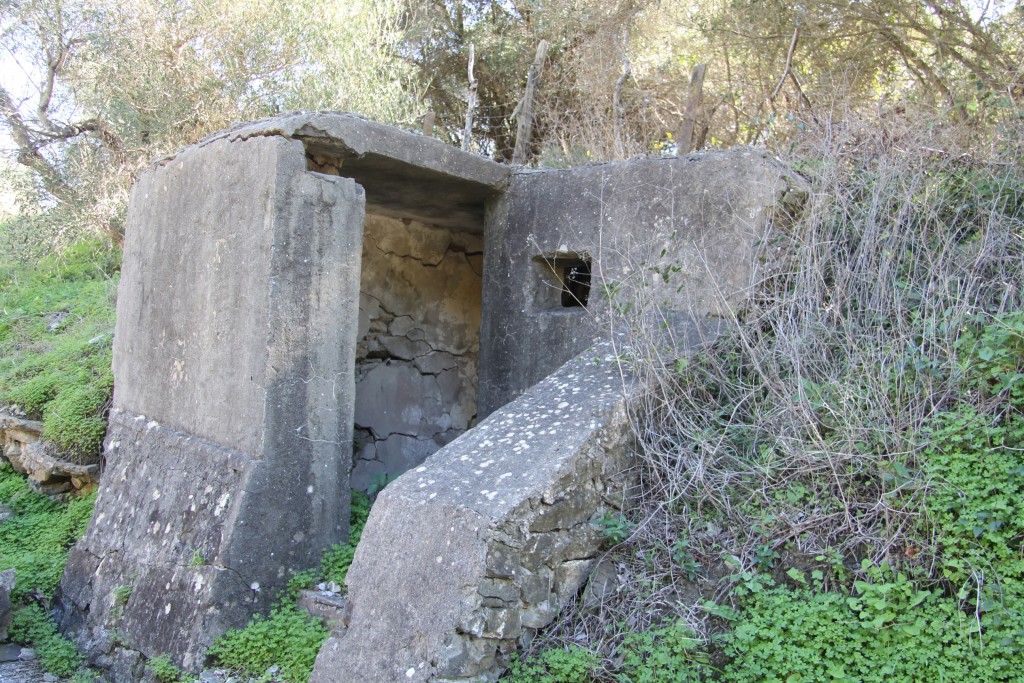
9;602;84;677
146;653;188;683
617;621;710;683
507;645;600;683
205;607;328;683
722;579;1024;682
207;491;373;681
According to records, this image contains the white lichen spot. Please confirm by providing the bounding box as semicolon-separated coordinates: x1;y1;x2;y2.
214;492;230;517
435;556;443;563
151;489;161;501
406;668;415;678
306;485;314;494
164;603;172;615
250;582;260;592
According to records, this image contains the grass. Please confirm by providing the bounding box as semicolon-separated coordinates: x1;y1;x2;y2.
0;236;119;459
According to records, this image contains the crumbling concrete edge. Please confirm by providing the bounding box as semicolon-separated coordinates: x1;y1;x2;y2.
151;112;511;191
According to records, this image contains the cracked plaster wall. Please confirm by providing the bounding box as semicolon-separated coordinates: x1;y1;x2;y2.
352;214;482;489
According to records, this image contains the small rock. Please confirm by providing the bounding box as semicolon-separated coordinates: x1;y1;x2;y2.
0;504;13;523
43;674;59;682
0;643;21;662
324;581;341;593
18;647;35;661
0;568;14;641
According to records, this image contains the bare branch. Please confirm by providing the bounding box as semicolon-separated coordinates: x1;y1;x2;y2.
771;22;800;102
0;82;78;204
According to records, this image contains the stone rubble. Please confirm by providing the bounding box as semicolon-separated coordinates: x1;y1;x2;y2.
0;414;99;495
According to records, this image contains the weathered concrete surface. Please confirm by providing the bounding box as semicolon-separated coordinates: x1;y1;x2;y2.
352;215;482;489
58;133;365;674
311;349;634;683
478;149;807;415
200;112;510;232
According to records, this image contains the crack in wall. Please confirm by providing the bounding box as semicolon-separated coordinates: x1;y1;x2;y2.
351;214;482;490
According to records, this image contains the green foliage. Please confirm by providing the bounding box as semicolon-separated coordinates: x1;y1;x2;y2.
0;237;118;457
320;490;371;586
188;548;206;569
913;309;1024;668
0;465;95;599
507;645;600;683
595;512;635;545
617;621;711;683
207;491;373;681
9;602;84;677
205;606;328;683
722;579;1024;682
0;466;94;677
146;654;188;683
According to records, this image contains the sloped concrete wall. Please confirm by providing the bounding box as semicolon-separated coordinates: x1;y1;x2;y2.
58;134;365;678
312;348;633;683
352;215;482;489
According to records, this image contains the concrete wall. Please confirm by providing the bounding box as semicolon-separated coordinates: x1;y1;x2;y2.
352;215;482;489
478;150;807;416
312;150;807;682
58;135;364;677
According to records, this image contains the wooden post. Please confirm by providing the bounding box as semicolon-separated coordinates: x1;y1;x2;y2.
512;39;549;165
462;44;477;152
422;109;435;137
677;63;707;154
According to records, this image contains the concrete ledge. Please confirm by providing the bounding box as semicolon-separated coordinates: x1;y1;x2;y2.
311;347;636;682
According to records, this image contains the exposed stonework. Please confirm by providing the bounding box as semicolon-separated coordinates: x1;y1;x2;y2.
0;413;98;494
311;348;634;683
352;215;482;489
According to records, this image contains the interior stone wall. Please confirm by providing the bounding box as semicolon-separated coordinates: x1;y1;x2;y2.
351;214;482;490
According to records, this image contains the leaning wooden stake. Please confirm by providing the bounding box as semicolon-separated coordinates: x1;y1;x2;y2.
512;39;549;165
677;63;707;153
462;44;477;152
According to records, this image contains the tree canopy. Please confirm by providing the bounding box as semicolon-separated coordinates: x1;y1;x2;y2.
1;0;1020;248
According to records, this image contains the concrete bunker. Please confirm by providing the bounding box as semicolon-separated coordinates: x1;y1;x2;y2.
56;113;808;682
